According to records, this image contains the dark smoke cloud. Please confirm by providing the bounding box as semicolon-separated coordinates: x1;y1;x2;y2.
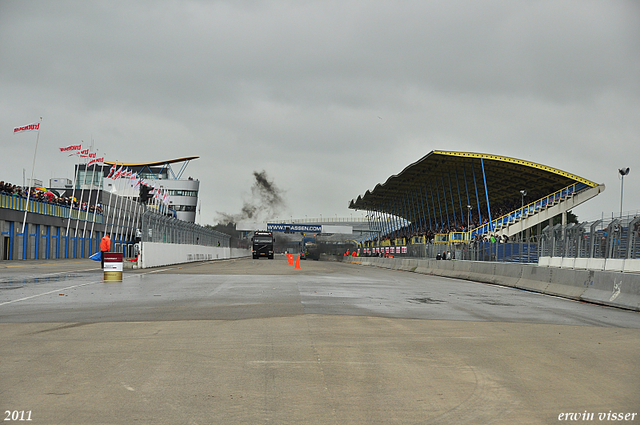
216;170;286;224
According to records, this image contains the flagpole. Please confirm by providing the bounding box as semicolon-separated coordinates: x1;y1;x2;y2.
65;147;81;237
111;167;127;243
108;164;123;237
89;156;106;248
82;150;99;239
119;169;132;242
124;173;139;245
132;190;142;243
109;170;121;237
21;117;42;234
105;162;117;238
74;147;90;238
121;172;133;249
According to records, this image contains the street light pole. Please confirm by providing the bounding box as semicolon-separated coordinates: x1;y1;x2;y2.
619;168;630;218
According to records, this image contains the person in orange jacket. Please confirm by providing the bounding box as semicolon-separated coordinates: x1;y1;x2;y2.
100;233;111;268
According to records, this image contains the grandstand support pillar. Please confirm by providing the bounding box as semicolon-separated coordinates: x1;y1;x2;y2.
549;218;555;256
561;212;567;241
480;158;493;231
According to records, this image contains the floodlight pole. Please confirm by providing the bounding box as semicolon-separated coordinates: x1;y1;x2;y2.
620;176;623;218
619;168;630;218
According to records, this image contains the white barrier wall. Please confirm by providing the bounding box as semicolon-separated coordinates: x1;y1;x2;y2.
139;242;250;269
538;256;640;273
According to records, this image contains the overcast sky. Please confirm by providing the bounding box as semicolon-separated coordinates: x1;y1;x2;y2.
1;0;638;225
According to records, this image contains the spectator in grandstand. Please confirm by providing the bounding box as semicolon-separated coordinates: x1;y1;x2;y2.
1;179;106;215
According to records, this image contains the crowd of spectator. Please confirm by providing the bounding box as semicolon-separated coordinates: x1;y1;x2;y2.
365;197;529;246
0;180;103;214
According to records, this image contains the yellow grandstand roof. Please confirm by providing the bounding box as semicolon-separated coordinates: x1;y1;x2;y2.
104;156;199;167
349;150;598;213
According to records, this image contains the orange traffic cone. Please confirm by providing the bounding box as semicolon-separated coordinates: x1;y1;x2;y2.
294;254;301;269
287;253;293;265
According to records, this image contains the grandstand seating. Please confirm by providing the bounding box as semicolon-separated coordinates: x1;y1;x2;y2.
0;192;103;223
468;182;596;240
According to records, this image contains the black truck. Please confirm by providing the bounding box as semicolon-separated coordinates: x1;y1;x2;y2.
252;231;274;259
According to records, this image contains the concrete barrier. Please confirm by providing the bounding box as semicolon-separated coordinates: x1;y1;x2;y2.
581;271;640;311
349;256;640;311
402;259;419;272
414;259;433;275
431;259;456;278
493;262;523;287
544;268;590;300
517;265;551;293
139;242;250;269
467;262;498;284
549;257;563;268
536;256;640;274
604;259;625;272
624;259;640;273
587;258;606;271
573;258;590;270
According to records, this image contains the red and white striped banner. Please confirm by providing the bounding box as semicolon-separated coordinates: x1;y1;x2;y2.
14;122;40;134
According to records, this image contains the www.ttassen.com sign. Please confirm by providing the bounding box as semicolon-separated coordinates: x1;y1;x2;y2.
267;223;322;233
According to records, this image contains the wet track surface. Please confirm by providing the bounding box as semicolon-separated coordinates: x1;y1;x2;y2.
1;256;639;424
0;257;638;327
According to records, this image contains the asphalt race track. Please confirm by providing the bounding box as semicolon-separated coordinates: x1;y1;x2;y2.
1;257;639;424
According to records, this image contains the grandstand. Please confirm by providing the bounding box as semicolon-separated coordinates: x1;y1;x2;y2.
349;150;605;246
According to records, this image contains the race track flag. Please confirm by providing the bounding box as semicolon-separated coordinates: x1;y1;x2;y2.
13;122;40;134
59;144;82;155
113;165;124;179
14;118;43;239
87;156;104;167
106;163;117;178
130;172;140;188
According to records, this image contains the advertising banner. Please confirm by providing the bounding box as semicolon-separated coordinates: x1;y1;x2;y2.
267;223;322;233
